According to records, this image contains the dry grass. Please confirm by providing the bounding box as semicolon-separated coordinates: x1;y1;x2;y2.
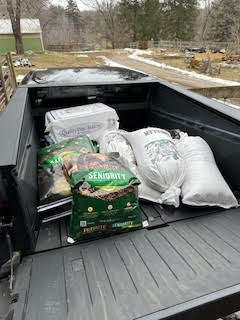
13;49;240;83
153;56;187;69
151;55;240;82
194;52;224;62
14;50;113;78
218;67;240;82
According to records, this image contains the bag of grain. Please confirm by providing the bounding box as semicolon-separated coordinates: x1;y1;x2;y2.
65;153;142;241
124;128;185;208
45;103;119;143
175;133;238;209
100;130;164;204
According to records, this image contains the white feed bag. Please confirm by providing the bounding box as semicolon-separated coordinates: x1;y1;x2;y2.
176;134;238;209
100;130;163;204
45;103;119;143
136;168;164;204
124;128;185;208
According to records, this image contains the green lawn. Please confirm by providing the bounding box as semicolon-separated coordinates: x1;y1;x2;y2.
0;38;43;53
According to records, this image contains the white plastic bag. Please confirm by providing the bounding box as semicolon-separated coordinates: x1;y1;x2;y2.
175;133;238;209
45;103;119;143
100;130;163;204
124;128;185;208
100;130;136;173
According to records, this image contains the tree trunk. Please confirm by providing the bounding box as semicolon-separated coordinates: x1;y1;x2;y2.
132;5;138;42
111;34;115;49
6;0;24;54
15;32;24;54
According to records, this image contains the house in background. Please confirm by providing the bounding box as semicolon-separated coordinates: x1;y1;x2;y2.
0;19;44;53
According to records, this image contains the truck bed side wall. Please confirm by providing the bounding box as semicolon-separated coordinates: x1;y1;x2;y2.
149;84;240;192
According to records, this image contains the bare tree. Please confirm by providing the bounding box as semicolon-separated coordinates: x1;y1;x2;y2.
197;0;213;42
22;0;49;19
231;17;240;54
80;0;119;49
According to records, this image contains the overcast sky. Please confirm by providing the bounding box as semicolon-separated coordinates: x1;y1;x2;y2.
51;0;207;10
76;0;92;11
51;0;94;10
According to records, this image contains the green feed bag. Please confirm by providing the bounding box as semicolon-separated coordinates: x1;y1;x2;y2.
67;153;143;241
38;136;95;205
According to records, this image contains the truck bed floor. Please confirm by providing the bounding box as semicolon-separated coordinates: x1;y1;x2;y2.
34;202;224;253
10;207;240;320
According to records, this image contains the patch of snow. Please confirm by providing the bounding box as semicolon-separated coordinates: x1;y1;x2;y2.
77;54;88;57
97;56;127;68
214;99;240;110
97;56;140;72
164;53;180;57
128;50;240;86
124;48;135;52
220;62;240;69
124;48;152;55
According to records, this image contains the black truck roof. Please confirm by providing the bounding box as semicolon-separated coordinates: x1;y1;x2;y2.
21;67;155;87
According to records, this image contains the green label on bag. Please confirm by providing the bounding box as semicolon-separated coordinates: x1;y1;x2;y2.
70;190;142;241
44;155;62;166
71;168;138;190
112;221;134;228
145;139;179;164
42;150;82;168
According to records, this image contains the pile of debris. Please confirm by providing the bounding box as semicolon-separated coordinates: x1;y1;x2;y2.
221;54;240;69
222;54;240;63
188;52;222;75
13;57;32;68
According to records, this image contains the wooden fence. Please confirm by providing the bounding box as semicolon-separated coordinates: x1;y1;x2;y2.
0;53;17;111
46;43;95;52
129;40;232;50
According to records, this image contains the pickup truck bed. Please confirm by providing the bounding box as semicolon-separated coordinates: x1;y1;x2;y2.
11;206;240;320
1;67;240;320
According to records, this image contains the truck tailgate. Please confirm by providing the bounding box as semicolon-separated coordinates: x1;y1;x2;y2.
11;208;240;320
